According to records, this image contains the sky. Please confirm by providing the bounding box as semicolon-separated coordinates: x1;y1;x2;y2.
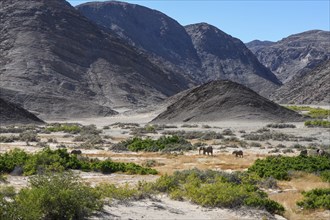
68;0;330;43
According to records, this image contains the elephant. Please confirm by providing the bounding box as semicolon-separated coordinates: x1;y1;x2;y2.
316;149;325;156
232;150;243;158
71;149;82;155
199;146;213;156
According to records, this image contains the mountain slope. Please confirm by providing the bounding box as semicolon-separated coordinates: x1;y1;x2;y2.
77;1;281;96
152;80;303;123
270;60;330;105
0;98;44;124
185;23;281;96
246;30;330;83
76;1;201;84
0;0;189;119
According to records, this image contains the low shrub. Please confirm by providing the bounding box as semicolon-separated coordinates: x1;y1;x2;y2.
242;131;315;142
320;170;330;182
181;124;198;128
304;120;330;128
45;123;82;134
296;188;330;210
266;123;296;129
222;129;235;136
1;172;103;220
117;136;194;152
148;169;284;214
163;130;223;140
248;155;330;180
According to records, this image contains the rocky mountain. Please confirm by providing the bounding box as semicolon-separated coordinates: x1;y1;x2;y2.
0;98;44;124
270;60;330;105
152;80;303;123
185;23;281;95
77;1;281;96
0;0;189;119
246;30;330;83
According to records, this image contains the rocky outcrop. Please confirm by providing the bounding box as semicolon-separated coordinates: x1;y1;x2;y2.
152;80;303;123
270;61;330;105
0;98;44;124
0;0;189;119
246;30;330;83
77;2;281;96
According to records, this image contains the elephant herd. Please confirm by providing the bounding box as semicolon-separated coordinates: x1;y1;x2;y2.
199;146;244;158
300;149;327;157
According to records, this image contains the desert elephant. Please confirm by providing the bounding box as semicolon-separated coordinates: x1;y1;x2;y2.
232;150;243;158
71;149;82;155
199;146;213;156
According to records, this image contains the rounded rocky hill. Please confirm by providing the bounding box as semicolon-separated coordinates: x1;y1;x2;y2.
0;98;44;125
152;80;303;123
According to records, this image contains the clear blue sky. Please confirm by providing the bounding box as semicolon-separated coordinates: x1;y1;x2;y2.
68;0;330;43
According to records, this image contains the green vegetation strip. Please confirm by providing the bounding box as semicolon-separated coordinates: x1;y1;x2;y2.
286;106;329;119
304;120;330;128
248;155;330;181
113;135;195;152
0;148;157;175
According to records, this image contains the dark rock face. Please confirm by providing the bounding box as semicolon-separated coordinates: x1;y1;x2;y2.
185;23;281;96
0;98;44;124
77;2;281;96
0;0;189;119
270;61;330;105
77;1;201;84
246;30;330;83
152;80;303;123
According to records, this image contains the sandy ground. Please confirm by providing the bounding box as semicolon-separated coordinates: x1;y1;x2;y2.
92;195;286;220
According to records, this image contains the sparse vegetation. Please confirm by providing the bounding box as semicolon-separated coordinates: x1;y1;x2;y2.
143;169;284;214
181;124;198;128
304;120;330;128
286;106;329;119
45;123;82;134
296;188;330;210
266;123;296;129
110;122;140;129
248;155;330;180
163;130;223;140
242;131;316;142
0;148;158;175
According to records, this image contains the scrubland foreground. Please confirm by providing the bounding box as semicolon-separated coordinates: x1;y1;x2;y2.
1;109;329;220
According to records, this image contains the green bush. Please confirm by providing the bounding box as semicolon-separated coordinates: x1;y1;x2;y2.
297;188;330;210
0;149;29;173
248;155;330;180
120;136;193;152
18;131;40;142
45;123;82;134
148;169;284;214
320;170;330;182
266;123;296;129
304;120;330;128
2;172;103;220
